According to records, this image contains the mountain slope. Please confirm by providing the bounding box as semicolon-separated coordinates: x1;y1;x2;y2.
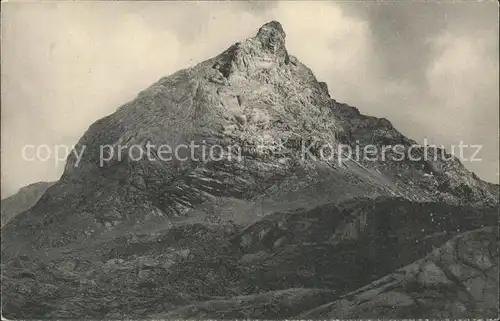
1;181;54;227
1;21;498;319
299;226;498;319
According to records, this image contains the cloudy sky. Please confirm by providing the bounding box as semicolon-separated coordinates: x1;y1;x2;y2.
1;1;498;197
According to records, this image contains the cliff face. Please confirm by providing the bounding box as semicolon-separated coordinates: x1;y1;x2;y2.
1;21;498;319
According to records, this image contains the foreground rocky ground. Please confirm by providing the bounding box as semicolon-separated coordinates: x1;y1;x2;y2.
1;182;54;227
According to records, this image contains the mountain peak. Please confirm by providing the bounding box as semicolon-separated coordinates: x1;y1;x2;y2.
258;21;285;34
255;21;286;52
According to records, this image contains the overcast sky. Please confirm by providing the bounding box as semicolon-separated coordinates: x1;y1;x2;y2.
1;1;499;197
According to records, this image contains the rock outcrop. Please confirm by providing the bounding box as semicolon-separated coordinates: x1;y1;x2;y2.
300;226;498;319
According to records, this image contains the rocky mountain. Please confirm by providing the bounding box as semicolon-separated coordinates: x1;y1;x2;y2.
1;21;498;319
1;181;54;227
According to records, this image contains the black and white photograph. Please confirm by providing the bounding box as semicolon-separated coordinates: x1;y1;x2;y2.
1;0;499;319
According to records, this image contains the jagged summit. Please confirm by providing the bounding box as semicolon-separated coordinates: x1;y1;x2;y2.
257;21;285;37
